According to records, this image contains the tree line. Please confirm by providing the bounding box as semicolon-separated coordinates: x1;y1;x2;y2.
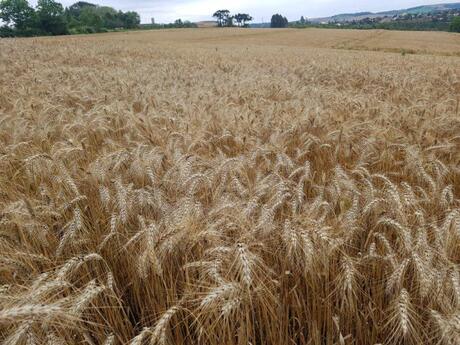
140;18;197;30
0;0;141;37
212;10;290;28
212;10;253;27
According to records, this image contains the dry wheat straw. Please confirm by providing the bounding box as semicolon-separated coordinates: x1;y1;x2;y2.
1;28;459;345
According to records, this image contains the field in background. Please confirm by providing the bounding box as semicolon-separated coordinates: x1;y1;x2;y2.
1;29;460;344
55;27;460;55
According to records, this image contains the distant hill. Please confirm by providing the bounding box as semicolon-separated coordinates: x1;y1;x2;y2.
310;2;460;23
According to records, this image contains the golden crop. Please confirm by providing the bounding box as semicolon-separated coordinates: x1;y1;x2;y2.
0;28;459;344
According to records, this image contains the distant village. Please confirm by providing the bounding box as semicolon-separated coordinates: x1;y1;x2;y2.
334;9;460;26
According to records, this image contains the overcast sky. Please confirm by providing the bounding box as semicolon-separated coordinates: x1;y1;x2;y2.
29;0;453;23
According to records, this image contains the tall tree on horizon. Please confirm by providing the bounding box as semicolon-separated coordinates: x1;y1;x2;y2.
271;13;288;28
213;9;230;27
234;13;253;27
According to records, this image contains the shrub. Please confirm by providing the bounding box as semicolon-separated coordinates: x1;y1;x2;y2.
450;16;460;32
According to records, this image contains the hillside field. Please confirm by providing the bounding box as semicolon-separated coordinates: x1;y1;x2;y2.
1;28;460;344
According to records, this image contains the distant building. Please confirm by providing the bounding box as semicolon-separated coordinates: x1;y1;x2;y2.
151;18;155;25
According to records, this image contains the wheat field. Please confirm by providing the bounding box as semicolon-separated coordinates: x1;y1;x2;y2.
0;28;460;345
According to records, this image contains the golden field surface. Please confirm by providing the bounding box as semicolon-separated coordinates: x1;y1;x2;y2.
0;28;460;344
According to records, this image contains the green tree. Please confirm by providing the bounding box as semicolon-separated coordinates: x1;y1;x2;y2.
226;15;234;27
67;1;96;18
213;9;230;27
79;6;102;30
121;11;140;29
450;16;460;32
234;13;253;27
94;6;119;29
1;0;141;36
182;20;196;28
0;0;35;33
242;14;252;27
36;0;67;35
270;14;288;28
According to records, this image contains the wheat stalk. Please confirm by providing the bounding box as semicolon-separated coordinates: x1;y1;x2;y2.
1;28;459;345
150;305;180;345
